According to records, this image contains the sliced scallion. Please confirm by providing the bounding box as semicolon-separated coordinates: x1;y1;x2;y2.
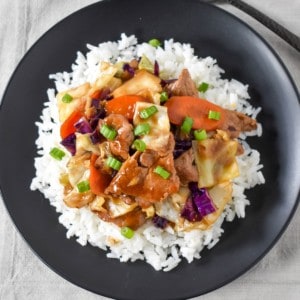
77;180;90;193
49;147;65;160
181;116;194;134
160;91;169;103
148;38;161;48
121;226;135;239
154;166;171;179
134;123;151;136
106;156;122;171
139;105;158;119
62;93;73;103
198;82;209;93
132;139;146;152
194;129;207;141
208;110;221;120
100;124;117;140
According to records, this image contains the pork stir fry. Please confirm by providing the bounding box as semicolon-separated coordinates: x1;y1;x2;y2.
54;59;257;234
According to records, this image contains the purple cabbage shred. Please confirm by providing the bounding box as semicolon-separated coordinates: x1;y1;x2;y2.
61;133;76;156
154;60;159;76
152;215;168;229
123;63;135;76
74;117;93;134
173;139;192;159
181;182;216;222
90;130;101;144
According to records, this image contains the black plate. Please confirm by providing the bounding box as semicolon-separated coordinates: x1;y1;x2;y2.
0;0;300;299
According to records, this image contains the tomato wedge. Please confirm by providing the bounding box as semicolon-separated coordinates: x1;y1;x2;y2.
89;154;111;195
164;96;226;131
60;110;83;139
105;95;149;119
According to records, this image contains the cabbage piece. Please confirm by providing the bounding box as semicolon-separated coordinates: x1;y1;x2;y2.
192;130;239;188
75;117;93;134
105;197;138;218
61;133;76;156
173;138;192;159
152;215;168;229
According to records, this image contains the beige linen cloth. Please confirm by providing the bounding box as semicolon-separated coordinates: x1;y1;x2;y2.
0;1;299;299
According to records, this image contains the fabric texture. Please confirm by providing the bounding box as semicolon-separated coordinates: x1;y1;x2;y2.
0;0;299;299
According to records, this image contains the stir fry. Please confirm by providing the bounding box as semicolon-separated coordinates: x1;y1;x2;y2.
52;58;257;235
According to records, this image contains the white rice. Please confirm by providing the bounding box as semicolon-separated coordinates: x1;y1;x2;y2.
30;34;265;271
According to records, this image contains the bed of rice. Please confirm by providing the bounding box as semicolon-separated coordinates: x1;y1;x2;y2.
30;34;265;271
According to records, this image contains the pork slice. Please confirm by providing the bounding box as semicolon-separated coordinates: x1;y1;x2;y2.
174;148;198;184
165;69;198;97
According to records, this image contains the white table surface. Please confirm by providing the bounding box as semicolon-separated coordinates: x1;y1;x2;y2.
0;1;299;299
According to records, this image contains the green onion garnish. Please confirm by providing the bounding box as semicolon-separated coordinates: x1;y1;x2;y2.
77;180;90;193
49;147;65;160
100;124;117;140
181;117;194;134
148;38;161;48
106;156;122;171
139;105;158;119
208;110;221;120
154;166;171;179
198;82;209;93
134;123;151;136
121;226;135;239
160;91;169;103
132;139;146;152
62;93;73;103
194;129;207;141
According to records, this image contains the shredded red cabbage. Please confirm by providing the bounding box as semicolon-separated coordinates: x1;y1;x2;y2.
123;63;135;76
75;117;93;134
90;107;106;130
181;182;216;222
152;215;168;229
90;130;101;144
61;133;76;156
173;138;192;159
154;60;159;77
161;78;177;87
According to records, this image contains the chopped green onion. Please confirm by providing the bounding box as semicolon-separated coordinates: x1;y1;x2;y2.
121;226;135;239
62;93;73;103
198;82;209;93
134;123;151;136
49;147;65;160
181;117;194;134
139;105;158;119
160;91;169;103
208;110;221;120
194;129;207;141
77;180;90;193
148;38;161;48
106;156;122;171
132;139;146;152
100;124;117;140
154;166;171;179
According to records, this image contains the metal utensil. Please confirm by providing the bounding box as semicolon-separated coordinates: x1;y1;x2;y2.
204;0;300;52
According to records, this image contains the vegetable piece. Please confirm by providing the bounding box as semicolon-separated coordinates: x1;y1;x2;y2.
181;196;201;222
138;55;154;73
173;138;192;159
121;226;135;239
105;95;148;120
139;105;158;119
154;166;170;179
148;38;161;48
198;82;209;93
208;110;221;120
123;63;135;76
160;91;169;103
74;117;93;134
89;130;101;144
60;110;83;139
189;182;216;217
152;215;168;229
181;116;194;134
61;93;73;103
164;96;225;131
49;147;65;160
60;133;76;156
100;124;117;140
77;180;90;193
134;123;151;136
154;60;159;77
106;156;122;171
132;139;146;152
89;154;111;195
194;129;207;141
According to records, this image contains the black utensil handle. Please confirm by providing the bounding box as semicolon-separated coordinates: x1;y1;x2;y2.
228;0;300;52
